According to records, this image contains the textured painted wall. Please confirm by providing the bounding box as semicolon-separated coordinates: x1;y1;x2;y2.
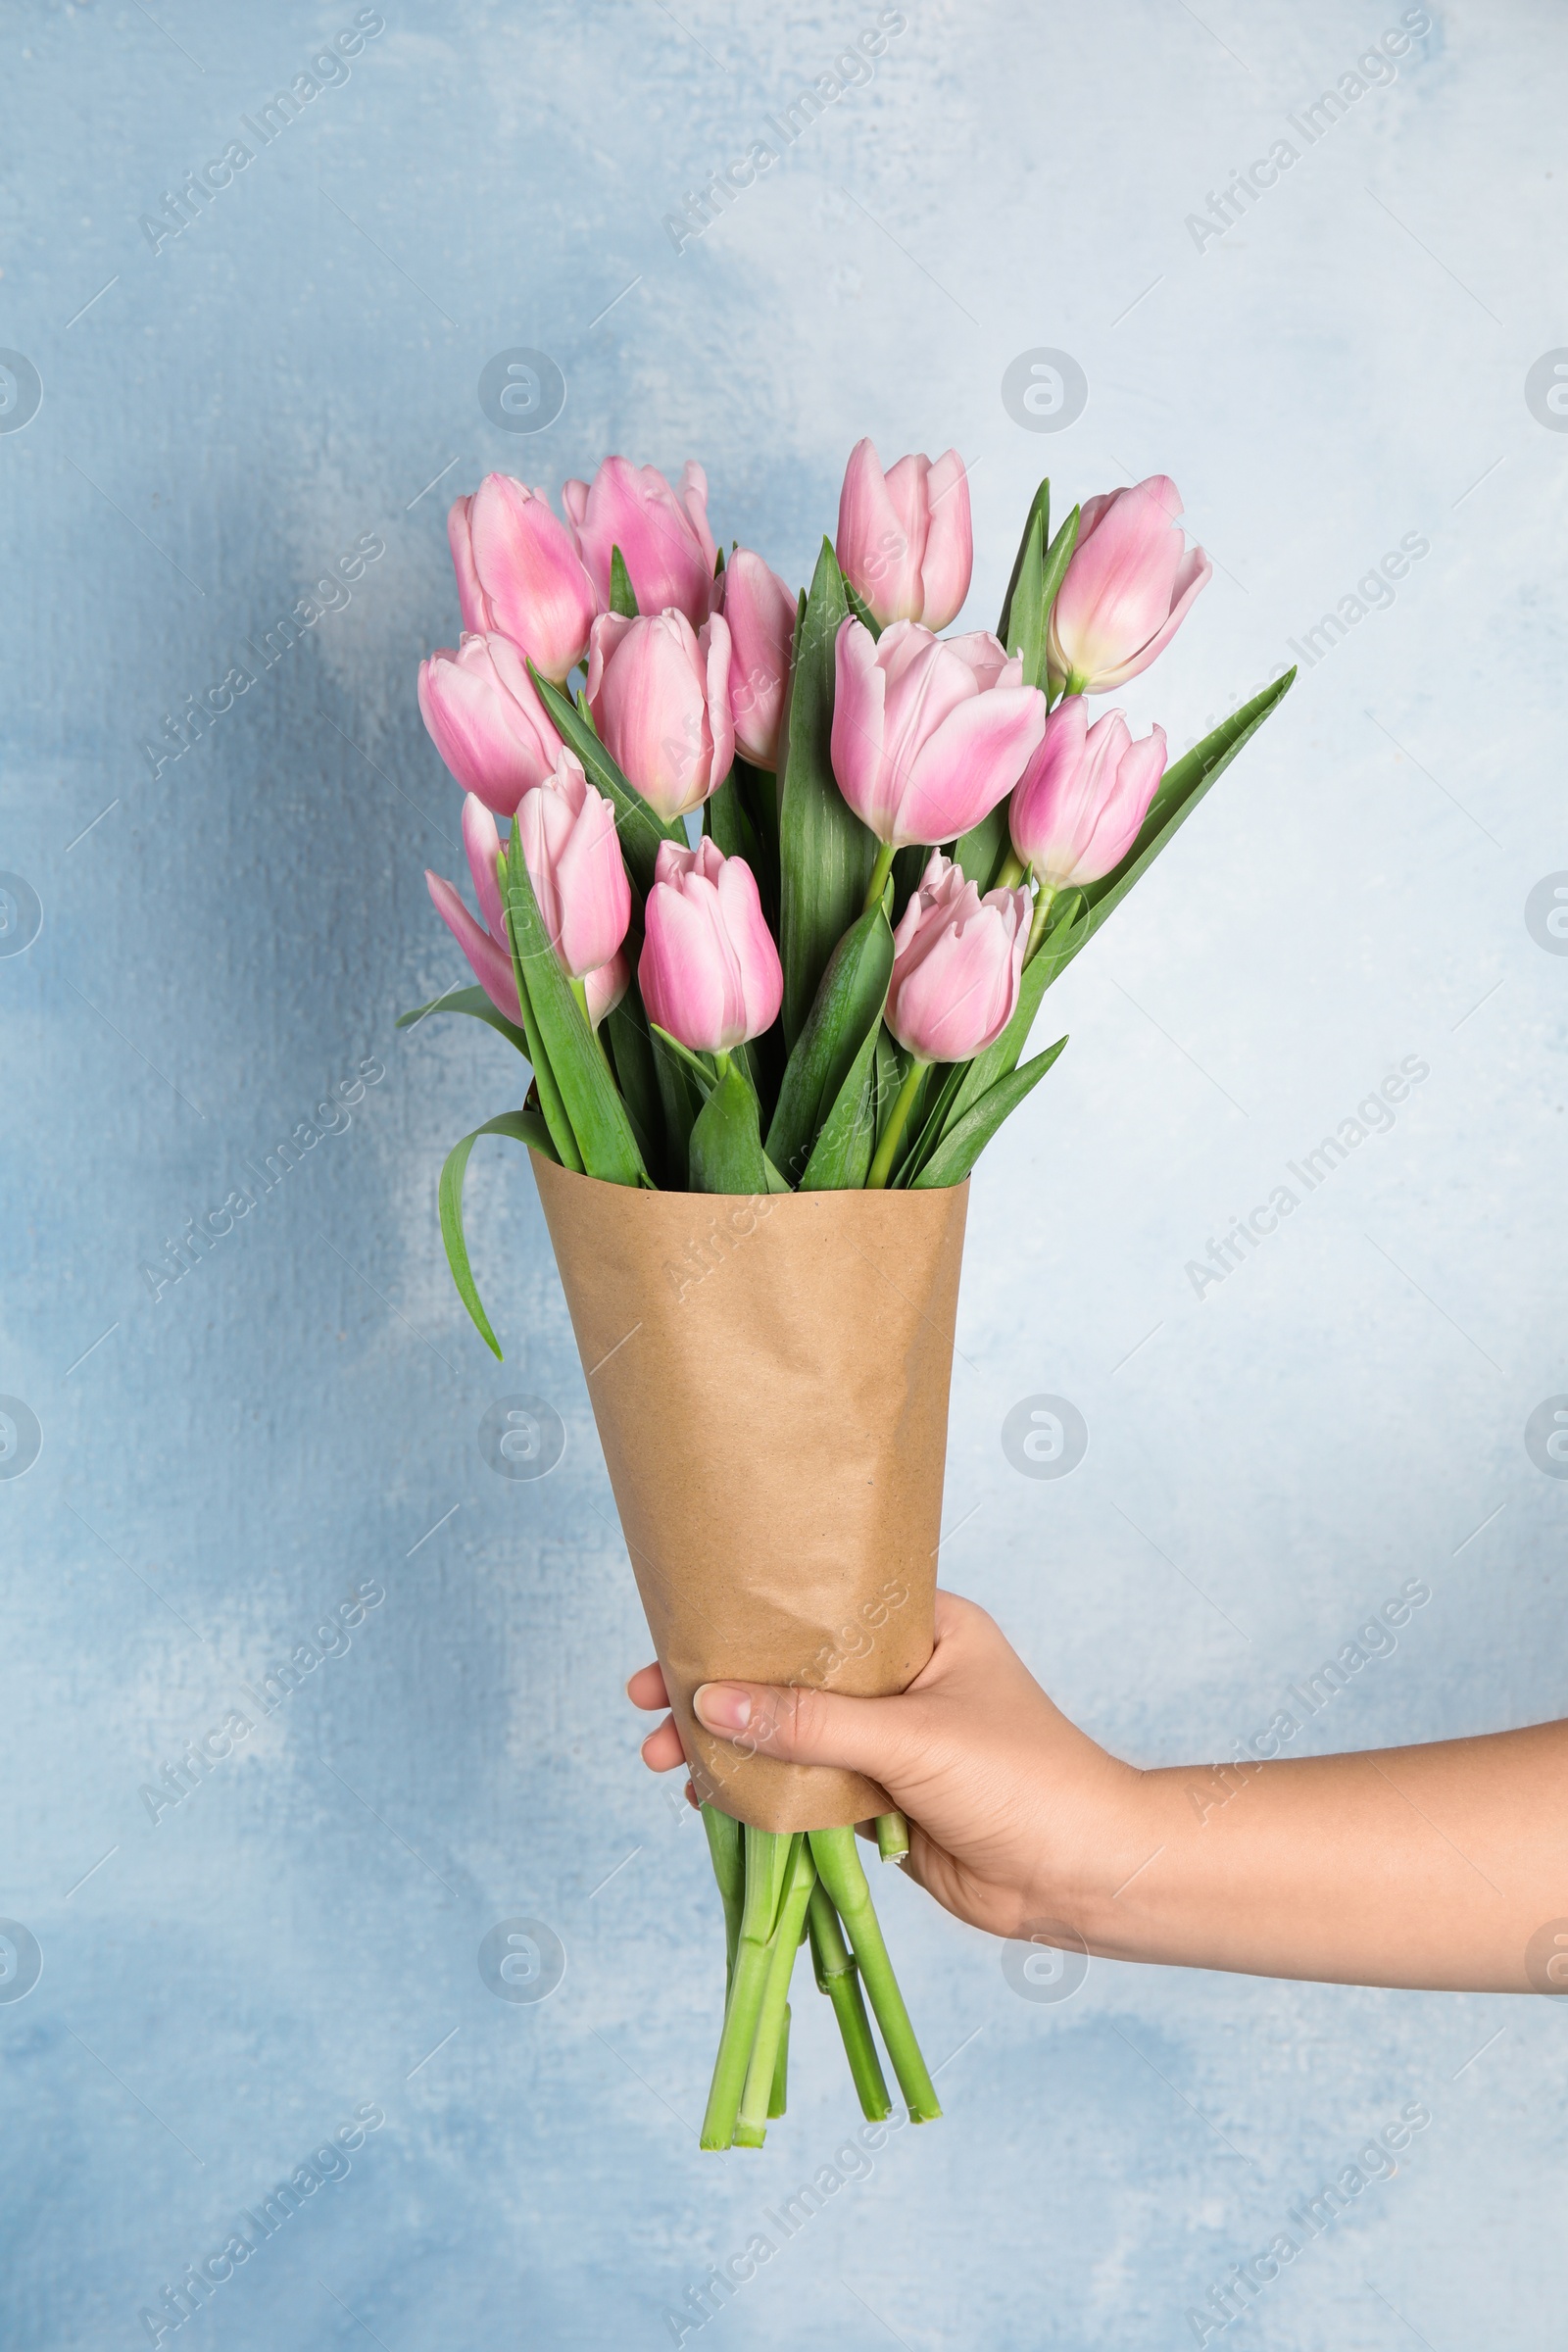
3;2;1565;2345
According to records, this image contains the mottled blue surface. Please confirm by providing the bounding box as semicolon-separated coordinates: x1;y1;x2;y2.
3;3;1566;2345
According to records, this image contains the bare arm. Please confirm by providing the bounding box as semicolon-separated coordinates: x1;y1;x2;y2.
628;1591;1568;1994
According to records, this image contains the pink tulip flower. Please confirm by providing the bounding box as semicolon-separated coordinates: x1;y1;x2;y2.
835;439;973;630
447;476;597;683
883;851;1030;1064
425;779;629;1032
416;633;564;815
638;837;783;1054
1009;698;1167;890
1048;474;1211;694
831;617;1046;849
563;456;718;631
713;550;796;769
586;609;735;822
514;749;632;978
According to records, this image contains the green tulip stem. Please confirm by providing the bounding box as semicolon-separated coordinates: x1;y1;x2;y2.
700;1829;796;2150
809;1826;941;2124
865;1059;926;1191
767;2003;791;2119
701;1805;745;2002
875;1809;910;1862
862;838;898;913
1024;881;1059;966
734;1836;817;2146
566;973;616;1074
993;847;1028;892
808;1882;892;2120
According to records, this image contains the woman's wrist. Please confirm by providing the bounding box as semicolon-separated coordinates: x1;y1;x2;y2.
1020;1748;1172;1956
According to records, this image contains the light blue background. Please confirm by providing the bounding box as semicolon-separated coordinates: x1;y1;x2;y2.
3;2;1565;2345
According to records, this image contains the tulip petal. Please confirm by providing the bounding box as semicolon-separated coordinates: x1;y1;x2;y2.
1086;549;1213;691
1049;475;1206;694
836;438;922;625
573;455;715;630
553;783;632;976
829;617;892;839
584;946;630;1031
917;450;974;630
894;682;1046;848
700;611;735;797
426;869;519;1020
462;473;596;682
447;496;492;634
589;609;715;822
462;795;507;943
720;550;795;768
418;635;564;814
639;879;735;1053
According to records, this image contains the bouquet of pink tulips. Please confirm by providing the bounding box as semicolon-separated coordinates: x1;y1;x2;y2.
402;440;1292;2146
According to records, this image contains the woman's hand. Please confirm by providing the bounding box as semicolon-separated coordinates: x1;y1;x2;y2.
628;1589;1150;1943
631;1588;1568;1992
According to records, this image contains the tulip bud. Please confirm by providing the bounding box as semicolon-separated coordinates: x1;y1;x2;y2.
514;749;633;979
417;633;564;815
831;617;1046;849
835;439;973;630
1047;474;1211;695
585;947;630;1031
562;456;718;630
713;550;796;770
425;780;630;1032
586;610;735;822
424;795;523;1024
1008;699;1167;890
447;476;597;683
883;851;1029;1064
638;837;783;1054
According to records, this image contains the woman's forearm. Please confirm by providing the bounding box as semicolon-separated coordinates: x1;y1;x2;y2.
1083;1721;1568;1991
633;1594;1568;1997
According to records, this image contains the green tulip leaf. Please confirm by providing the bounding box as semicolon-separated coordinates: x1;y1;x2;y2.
873;1026;906;1145
1036;505;1080;675
951;806;1010;893
605;976;665;1185
650;1022;719;1101
800;1018;880;1192
438;1106;558;1358
396;984;529;1056
504;827;647;1188
777;536;877;1047
912;671;1298;1176
688;1057;770;1197
1004;504;1048;693
650;1048;703;1189
911;1038;1067;1189
609;544;639;618
765;899;893;1186
496;897;582;1173
1079;669;1297;920
843;578;882;639
526;662;684;896
997;479;1049;647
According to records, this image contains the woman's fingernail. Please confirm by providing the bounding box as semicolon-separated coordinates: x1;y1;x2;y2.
694;1683;751;1734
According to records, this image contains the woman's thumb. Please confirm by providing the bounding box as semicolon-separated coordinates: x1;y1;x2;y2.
692;1678;914;1784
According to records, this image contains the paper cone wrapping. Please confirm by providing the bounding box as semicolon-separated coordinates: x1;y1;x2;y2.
531;1152;968;1832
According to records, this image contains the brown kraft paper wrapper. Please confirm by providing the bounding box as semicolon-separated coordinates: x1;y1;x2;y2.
530;1152;968;1833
